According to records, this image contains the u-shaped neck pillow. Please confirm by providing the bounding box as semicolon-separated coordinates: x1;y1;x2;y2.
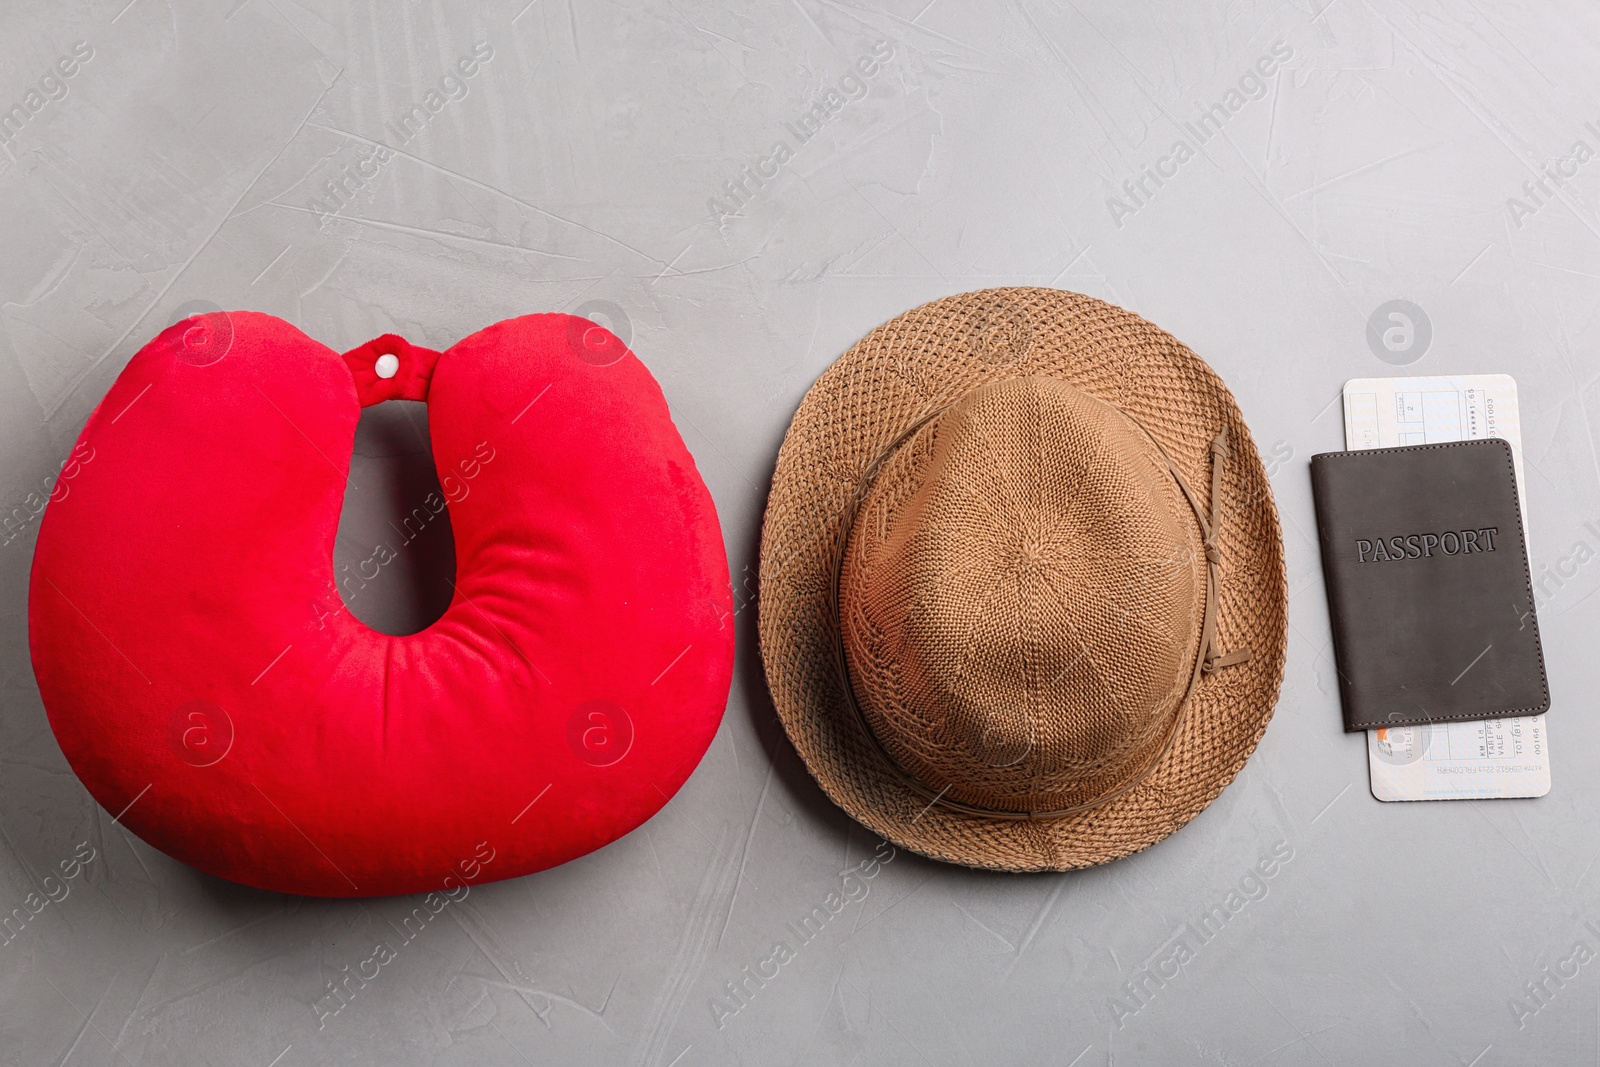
29;311;734;897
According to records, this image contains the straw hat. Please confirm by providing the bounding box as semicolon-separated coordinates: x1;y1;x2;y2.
758;288;1287;871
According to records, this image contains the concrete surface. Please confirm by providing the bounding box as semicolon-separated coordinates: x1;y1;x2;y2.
3;0;1600;1063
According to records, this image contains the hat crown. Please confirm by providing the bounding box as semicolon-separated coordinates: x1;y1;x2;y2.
840;376;1206;813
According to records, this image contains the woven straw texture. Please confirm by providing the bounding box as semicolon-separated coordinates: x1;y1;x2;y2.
758;288;1288;871
841;376;1208;815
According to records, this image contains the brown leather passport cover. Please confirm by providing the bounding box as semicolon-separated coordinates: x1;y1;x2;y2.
1310;439;1548;733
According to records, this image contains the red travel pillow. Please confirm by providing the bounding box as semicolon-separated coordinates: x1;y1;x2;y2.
29;311;734;897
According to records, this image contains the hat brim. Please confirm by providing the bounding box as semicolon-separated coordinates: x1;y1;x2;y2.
757;288;1288;872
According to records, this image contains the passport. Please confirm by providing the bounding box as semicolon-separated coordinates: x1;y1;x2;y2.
1310;439;1549;733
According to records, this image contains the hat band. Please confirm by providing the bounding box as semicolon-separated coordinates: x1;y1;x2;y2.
827;392;1253;822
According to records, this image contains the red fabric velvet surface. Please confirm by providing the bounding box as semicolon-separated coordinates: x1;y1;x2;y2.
29;312;733;897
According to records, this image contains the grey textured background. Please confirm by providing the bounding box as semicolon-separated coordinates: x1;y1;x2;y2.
3;0;1599;1064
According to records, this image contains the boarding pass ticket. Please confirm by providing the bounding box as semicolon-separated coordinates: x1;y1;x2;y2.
1342;374;1549;801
